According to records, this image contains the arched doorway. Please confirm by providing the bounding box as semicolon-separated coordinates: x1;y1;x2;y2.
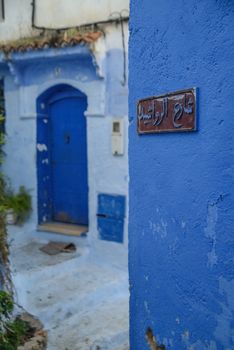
37;84;88;226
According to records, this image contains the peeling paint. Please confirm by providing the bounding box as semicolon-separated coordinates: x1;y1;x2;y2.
144;301;150;315
182;331;189;341
37;143;48;152
214;277;234;348
149;219;167;239
181;330;190;346
75;74;89;82
181;221;186;229
205;202;218;268
54;67;61;77
188;340;218;350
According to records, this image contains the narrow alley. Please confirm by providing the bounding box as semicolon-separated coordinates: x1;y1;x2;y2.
8;223;129;350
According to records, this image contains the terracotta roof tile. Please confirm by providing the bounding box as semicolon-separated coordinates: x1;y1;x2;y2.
0;30;102;55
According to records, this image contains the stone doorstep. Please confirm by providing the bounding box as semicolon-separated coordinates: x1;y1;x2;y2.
37;222;88;236
17;312;47;350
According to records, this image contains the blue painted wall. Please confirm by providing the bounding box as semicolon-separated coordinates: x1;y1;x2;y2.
129;1;234;349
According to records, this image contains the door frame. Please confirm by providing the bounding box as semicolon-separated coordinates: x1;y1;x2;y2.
36;84;88;225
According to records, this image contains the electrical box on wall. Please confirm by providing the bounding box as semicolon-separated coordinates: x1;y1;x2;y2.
112;119;124;156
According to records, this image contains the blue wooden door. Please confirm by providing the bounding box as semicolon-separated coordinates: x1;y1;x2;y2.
48;91;88;225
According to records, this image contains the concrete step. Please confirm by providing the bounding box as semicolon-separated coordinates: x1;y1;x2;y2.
37;222;88;236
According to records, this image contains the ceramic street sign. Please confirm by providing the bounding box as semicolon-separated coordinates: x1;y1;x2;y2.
137;88;196;134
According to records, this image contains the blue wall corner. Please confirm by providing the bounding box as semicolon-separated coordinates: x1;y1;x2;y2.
129;1;234;349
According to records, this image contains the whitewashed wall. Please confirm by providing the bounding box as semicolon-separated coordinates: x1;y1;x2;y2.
0;0;129;41
35;0;129;29
0;0;34;42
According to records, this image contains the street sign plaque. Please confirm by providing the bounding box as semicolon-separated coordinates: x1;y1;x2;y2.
137;88;196;134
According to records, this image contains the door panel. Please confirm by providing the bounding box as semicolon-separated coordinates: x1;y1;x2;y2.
49;94;88;225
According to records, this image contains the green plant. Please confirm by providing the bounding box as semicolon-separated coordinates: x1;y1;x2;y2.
0;89;29;350
0;216;8;264
0;318;29;350
0;113;9;270
0;292;29;350
0;291;13;319
0;113;6;214
0;291;13;339
5;186;32;225
0;114;5;165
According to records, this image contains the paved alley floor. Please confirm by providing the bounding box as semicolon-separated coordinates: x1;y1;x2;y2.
8;224;129;350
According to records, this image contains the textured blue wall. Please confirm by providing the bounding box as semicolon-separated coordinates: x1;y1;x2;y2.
129;1;234;349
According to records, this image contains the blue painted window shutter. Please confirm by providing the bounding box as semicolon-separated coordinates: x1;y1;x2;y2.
97;194;125;243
